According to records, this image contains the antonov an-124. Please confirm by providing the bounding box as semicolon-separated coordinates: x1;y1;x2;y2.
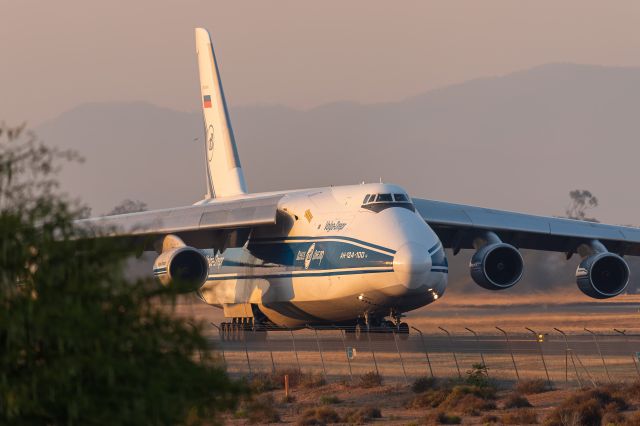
80;28;640;340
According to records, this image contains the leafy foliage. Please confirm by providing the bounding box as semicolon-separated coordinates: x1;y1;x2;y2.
0;124;244;425
565;189;599;222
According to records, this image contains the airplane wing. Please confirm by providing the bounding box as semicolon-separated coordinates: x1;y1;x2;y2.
414;198;640;256
75;194;283;250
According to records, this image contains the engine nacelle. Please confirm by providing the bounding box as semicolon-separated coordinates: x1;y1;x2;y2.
153;246;208;292
576;252;629;299
470;243;524;290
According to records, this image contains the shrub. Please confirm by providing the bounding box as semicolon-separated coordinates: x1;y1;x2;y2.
342;406;382;424
301;372;327;389
425;411;462;425
465;363;492;388
624;412;640;425
504;393;533;409
319;395;341;405
544;396;602;426
589;387;628;411
359;371;383;388
624;381;640;400
241;395;281;424
297;406;340;425
423;384;496;416
602;409;626;426
481;413;500;424
249;372;281;393
412;376;438;393
442;384;497;405
0;124;245;425
516;379;549;394
503;408;537;425
454;394;496;416
407;389;449;409
273;368;304;387
545;385;629;426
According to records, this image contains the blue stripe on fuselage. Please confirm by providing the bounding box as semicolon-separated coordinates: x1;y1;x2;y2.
250;235;396;255
206;267;394;281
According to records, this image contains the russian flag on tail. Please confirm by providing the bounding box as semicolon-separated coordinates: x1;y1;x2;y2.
203;95;212;108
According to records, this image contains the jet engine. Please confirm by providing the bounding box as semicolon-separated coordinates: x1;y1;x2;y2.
153;245;208;292
470;242;524;291
576;252;629;299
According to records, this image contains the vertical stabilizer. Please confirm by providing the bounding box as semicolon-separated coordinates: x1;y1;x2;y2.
195;28;247;198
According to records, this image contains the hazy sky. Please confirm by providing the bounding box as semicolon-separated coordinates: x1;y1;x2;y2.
3;1;640;125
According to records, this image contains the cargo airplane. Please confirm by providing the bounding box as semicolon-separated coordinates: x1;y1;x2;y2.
80;28;640;340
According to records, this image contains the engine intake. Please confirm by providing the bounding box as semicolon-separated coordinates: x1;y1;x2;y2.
576;252;629;299
153;246;208;292
470;243;524;290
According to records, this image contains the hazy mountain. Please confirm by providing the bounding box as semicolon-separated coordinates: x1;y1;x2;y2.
35;63;640;294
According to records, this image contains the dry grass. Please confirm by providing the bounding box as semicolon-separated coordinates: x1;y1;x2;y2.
358;371;383;388
424;411;462;425
517;379;550;394
543;386;628;426
502;408;538;425
503;392;533;409
297;406;340;425
341;406;382;424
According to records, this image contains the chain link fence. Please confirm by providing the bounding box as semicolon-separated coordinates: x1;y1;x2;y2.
206;324;640;388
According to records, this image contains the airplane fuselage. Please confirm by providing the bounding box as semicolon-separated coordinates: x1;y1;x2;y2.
197;183;447;327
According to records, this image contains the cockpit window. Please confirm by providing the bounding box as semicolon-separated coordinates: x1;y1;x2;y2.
361;192;414;213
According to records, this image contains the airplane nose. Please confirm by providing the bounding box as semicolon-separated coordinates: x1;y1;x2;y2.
393;242;432;289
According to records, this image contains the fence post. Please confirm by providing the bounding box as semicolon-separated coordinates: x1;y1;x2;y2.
465;327;488;377
525;327;551;389
585;328;611;383
496;327;519;382
242;323;252;378
366;327;380;376
614;328;640;379
335;326;353;381
438;327;461;378
392;331;408;385
290;329;302;373
265;328;277;374
555;328;582;388
210;322;227;368
411;326;434;378
313;328;328;380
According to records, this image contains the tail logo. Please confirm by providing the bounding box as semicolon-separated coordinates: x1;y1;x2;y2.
206;124;215;161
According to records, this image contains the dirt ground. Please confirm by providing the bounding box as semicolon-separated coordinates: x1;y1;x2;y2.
224;377;640;425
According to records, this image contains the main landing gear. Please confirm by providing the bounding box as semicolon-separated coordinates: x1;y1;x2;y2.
219;317;267;341
346;312;410;341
